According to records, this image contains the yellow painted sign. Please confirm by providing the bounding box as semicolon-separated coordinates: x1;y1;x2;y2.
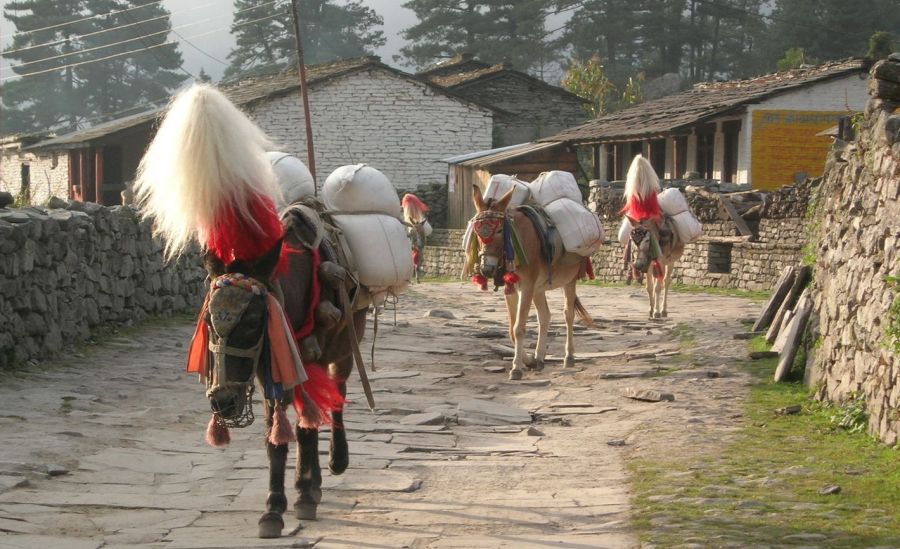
751;110;845;190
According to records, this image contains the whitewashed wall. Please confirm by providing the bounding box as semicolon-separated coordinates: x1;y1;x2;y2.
0;150;69;205
247;67;494;191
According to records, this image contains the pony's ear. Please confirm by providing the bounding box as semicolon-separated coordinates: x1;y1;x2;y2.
203;250;227;278
472;185;486;212
252;239;284;280
494;187;516;212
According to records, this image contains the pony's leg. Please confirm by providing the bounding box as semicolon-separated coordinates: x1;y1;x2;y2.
654;274;665;318
563;280;577;368
645;271;655;319
661;264;672;318
329;363;352;475
259;401;288;538
504;291;518;345
509;282;534;380
294;425;322;520
531;291;550;371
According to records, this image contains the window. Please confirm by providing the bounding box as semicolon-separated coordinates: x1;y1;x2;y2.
707;242;733;274
649;139;666;177
673;136;688;179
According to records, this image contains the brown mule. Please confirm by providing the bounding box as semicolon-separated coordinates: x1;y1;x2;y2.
625;216;685;319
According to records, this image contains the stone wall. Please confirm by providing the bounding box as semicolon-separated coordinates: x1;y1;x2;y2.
247;67;494;191
0;150;69;206
412;182;449;229
0;202;205;369
451;72;587;147
807;55;900;446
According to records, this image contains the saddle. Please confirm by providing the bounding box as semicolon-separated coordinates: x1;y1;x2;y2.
517;204;557;268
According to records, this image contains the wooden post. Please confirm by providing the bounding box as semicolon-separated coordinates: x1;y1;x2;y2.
68;150;79;200
592;144;601;180
94;147;104;205
289;0;317;190
79;150;89;202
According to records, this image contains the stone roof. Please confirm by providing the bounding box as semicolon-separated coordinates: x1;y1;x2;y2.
422;59;586;104
543;58;868;145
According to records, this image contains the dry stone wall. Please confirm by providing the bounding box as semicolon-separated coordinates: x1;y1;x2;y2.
0;201;205;369
807;55;900;446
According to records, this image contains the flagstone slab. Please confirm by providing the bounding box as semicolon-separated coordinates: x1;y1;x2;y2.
324;470;422;493
0;534;102;549
161;527;316;548
457;399;532;426
78;448;194;475
0;517;42;534
0;490;229;511
428;533;633;548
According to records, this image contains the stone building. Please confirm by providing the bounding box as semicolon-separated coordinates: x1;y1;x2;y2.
0;133;68;205
420;54;589;147
546;58;870;190
24;57;498;204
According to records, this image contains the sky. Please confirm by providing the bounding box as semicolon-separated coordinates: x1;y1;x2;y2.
0;0;421;81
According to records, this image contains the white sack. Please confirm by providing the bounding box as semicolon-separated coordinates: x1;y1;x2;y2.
484;174;530;208
323;164;400;217
421;219;433;237
332;214;414;288
544;198;605;256
618;217;632;247
529;171;582;205
670;210;703;243
658;188;690;216
268;152;315;208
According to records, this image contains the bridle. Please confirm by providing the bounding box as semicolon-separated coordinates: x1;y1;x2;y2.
205;272;269;429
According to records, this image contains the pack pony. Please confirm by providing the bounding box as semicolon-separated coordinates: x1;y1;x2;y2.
134;83;361;538
469;186;596;380
401;193;431;282
622;155;685;319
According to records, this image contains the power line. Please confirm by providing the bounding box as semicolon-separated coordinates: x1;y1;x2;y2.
2;0;285;72
1;0;277;57
6;0;165;39
0;12;287;83
120;8;195;80
171;29;229;67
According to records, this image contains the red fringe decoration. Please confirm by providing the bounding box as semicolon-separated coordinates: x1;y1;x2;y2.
584;257;595;280
412;248;421;267
621;193;662;221
205;415;230;447
268;405;295;446
401;194;430;213
472;274;488;291
292;364;346;428
503;271;520;285
208;194;284;264
652;259;664;280
277;246;320;341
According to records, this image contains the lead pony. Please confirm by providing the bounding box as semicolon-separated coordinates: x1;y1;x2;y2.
134;84;365;538
469;186;596;380
622;155;685;318
402;193;430;282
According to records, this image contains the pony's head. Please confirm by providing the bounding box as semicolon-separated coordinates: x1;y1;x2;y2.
472;185;515;280
627;217;654;274
401;193;429;224
201;241;284;427
134;83;282;260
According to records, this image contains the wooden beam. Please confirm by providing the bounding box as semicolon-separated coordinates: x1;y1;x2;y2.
719;195;754;237
94;147;104;205
752;266;795;332
774;289;812;382
79;150;89;202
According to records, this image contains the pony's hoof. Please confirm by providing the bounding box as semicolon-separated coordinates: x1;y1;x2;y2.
258;512;283;538
329;448;349;476
533;359;544;372
294;500;318;520
508;368;523;380
661;311;668;318
563;356;576;368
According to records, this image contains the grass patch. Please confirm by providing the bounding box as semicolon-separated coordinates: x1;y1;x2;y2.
629;352;900;547
417;275;463;284
670;283;770;301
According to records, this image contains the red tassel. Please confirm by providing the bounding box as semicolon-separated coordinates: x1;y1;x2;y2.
205;415;230;447
503;271;520;285
268;405;295;446
652;260;664;280
293;364;345;428
621;193;662;221
472;274;488;291
584;258;595;280
412;248;421;266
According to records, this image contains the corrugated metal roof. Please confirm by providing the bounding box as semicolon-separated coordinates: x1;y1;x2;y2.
542;58;867;144
442;141;562;166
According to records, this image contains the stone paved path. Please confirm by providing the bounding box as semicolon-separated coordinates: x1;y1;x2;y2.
0;284;759;548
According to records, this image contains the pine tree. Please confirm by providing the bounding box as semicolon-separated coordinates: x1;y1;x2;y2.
1;0;187;134
224;0;386;81
399;0;552;72
1;0;90;133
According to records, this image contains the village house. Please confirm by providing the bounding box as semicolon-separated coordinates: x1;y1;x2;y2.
420;53;589;147
0;133;68;205
545;58;870;190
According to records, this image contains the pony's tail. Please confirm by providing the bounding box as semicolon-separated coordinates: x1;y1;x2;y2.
574;297;597;329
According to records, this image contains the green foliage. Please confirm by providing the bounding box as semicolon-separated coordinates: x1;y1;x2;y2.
224;0;385;80
884;275;900;354
620;72;644;108
828;391;870;434
399;0;551;72
867;31;894;60
776;47;818;71
1;0;187;134
561;56;617;117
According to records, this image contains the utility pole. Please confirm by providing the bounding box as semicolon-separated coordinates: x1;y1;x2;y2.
289;0;317;190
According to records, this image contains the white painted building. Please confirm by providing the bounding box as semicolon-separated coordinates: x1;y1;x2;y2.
0;134;69;205
548;59;869;190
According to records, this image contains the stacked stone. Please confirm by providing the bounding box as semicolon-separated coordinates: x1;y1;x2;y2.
412;182;449;229
0;200;206;369
763;177;817;218
808;54;900;446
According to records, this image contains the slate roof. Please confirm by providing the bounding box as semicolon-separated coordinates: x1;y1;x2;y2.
422;59;586;103
417;53;492;78
542;58;867;145
29;57;503;150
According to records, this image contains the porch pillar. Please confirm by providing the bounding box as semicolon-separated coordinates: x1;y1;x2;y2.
94;147;104;205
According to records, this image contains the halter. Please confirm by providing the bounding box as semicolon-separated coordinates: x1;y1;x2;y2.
472;210;506;245
206;272;269;429
470;210;520;293
627;223;664;280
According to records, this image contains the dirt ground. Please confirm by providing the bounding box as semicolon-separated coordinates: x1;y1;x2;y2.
0;282;761;549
